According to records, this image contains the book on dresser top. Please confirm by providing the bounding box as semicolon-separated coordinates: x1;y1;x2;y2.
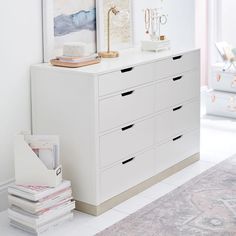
56;53;99;63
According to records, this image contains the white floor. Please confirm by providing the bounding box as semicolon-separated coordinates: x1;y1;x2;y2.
1;108;236;235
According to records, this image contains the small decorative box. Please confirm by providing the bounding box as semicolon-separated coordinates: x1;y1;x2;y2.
210;63;236;93
141;39;171;52
63;42;91;57
206;90;236;118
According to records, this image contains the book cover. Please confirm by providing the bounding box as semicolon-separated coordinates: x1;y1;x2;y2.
9;188;72;214
8;200;75;227
8;180;71;201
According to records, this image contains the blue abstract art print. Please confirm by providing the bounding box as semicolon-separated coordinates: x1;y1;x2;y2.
43;0;97;62
54;8;96;36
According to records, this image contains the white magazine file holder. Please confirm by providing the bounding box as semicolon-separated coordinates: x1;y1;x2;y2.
14;134;62;187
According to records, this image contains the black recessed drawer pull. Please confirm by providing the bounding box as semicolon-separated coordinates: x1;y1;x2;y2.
122;157;135;165
173;55;183;60
121;90;134;97
122;124;134;131
173;106;183;111
121;67;133;73
173;135;183;141
173;76;183;81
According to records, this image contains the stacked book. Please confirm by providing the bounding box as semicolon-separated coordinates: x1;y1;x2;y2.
51;53;101;68
8;180;75;234
57;53;99;63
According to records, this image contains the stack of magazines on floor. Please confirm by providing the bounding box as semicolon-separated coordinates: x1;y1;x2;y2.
8;134;75;235
8;180;75;235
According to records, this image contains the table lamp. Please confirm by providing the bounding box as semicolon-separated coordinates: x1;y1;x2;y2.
98;6;120;58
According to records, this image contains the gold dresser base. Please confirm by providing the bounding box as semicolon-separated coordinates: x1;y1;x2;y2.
75;153;200;216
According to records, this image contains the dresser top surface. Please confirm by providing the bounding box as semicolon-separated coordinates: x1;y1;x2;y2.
32;47;200;75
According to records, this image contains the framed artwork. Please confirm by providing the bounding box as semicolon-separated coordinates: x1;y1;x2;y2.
43;0;99;62
97;0;133;52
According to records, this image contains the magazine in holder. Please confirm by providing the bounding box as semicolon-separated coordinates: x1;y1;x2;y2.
14;135;62;187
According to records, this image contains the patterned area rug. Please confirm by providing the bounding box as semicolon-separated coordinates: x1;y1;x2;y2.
97;156;236;236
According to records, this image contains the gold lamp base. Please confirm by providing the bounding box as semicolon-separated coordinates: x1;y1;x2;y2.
98;51;119;58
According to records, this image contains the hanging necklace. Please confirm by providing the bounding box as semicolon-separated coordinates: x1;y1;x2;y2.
151;9;158;37
144;8;151;34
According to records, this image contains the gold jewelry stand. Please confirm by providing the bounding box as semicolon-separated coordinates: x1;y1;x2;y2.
99;6;120;58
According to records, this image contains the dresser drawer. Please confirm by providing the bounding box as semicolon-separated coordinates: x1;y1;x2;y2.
155;99;200;143
100;149;155;202
153;50;200;80
100;118;155;168
155;70;200;111
155;130;200;174
99;85;155;132
99;63;155;96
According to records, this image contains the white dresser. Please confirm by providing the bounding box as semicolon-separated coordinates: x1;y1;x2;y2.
31;48;200;215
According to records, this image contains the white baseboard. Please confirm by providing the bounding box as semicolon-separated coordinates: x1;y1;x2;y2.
0;179;14;192
0;178;14;212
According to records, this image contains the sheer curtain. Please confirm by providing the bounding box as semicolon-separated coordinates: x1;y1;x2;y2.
207;0;236;83
195;0;208;86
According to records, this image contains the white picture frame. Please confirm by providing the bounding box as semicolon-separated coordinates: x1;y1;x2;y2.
42;0;101;62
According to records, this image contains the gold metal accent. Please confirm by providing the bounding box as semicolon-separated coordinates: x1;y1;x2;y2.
232;78;236;88
144;8;151;34
160;35;166;41
216;74;221;81
98;6;120;58
211;95;216;103
228;96;236;112
75;153;200;216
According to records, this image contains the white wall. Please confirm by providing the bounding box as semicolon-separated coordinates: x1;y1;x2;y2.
0;0;43;197
133;0;196;50
195;0;208;85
